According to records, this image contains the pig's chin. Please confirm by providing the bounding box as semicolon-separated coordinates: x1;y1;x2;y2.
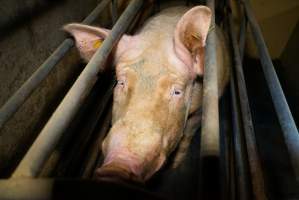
95;150;166;183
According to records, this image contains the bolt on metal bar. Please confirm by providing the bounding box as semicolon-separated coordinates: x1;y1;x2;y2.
0;0;111;130
242;0;299;182
11;0;143;178
227;2;268;200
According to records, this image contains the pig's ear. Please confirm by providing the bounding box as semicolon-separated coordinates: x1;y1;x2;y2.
174;6;212;76
63;23;131;62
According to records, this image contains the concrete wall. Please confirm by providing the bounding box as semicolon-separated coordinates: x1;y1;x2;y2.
0;0;111;177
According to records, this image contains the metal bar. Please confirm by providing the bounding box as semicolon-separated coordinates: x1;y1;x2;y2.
0;0;111;130
81;107;112;178
227;2;268;200
200;0;219;160
229;4;250;199
111;0;118;25
239;14;247;61
242;0;299;181
0;178;165;200
199;0;220;199
230;73;250;200
39;78;114;177
56;81;114;176
11;0;143;178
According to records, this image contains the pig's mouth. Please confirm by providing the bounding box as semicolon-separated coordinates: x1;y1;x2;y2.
95;163;143;183
95;150;146;183
95;149;166;183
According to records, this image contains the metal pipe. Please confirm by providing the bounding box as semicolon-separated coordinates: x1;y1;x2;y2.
0;0;111;130
39;78;114;177
239;15;247;61
81;107;112;178
199;0;220;198
230;73;250;200
200;0;219;160
228;4;250;199
242;0;299;181
111;0;118;25
56;81;114;176
11;0;143;178
0;178;165;200
227;3;268;200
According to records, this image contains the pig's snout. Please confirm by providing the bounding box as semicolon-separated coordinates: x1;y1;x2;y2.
95;162;141;183
95;150;144;183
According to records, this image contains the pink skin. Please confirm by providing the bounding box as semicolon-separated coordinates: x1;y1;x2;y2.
64;6;212;183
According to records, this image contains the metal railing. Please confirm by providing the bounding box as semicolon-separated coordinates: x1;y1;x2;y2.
0;0;298;199
241;0;299;182
11;0;144;178
0;0;111;129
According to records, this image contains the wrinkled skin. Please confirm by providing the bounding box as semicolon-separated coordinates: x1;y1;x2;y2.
64;6;230;183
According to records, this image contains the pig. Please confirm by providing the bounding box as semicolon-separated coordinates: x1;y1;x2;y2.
64;5;230;183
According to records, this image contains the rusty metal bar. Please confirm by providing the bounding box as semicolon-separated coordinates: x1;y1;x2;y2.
227;2;268;200
0;0;111;130
242;0;299;181
11;0;144;178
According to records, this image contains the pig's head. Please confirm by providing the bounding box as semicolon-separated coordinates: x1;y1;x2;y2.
64;6;211;182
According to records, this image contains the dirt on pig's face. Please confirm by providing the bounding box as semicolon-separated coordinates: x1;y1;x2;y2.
99;46;195;182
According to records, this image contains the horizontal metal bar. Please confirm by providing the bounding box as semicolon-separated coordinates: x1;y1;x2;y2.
11;0;143;178
0;0;111;130
227;2;268;200
242;0;299;181
0;178;165;200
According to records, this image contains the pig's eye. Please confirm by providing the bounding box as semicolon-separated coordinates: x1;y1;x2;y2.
116;80;126;89
171;88;183;97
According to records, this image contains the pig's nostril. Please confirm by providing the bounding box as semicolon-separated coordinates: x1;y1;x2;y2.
95;164;141;183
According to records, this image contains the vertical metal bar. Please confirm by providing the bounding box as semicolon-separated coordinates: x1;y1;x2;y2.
239;15;247;61
11;0;144;178
242;0;299;181
227;2;268;200
228;3;250;200
230;74;251;200
199;0;220;198
0;0;111;130
111;0;118;25
201;0;219;162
